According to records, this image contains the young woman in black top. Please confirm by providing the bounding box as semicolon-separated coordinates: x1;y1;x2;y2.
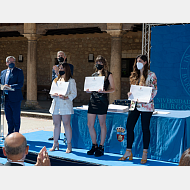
86;55;115;157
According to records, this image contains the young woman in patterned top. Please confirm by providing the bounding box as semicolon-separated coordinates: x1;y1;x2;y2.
119;54;157;164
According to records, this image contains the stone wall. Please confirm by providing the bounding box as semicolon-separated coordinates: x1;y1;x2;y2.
36;33;111;103
122;31;142;58
0;37;28;84
121;31;142;99
0;31;142;103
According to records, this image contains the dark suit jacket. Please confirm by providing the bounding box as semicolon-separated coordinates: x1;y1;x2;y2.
0;67;24;102
4;162;24;166
0;162;24;166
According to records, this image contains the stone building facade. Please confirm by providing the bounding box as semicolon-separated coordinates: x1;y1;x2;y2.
0;23;142;108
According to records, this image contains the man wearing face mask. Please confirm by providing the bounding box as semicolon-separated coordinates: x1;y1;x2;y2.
0;56;24;136
52;51;74;81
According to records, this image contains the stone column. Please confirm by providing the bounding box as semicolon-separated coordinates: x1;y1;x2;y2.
107;27;122;104
24;23;40;109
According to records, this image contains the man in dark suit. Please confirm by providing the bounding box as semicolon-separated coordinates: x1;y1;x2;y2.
52;50;74;81
0;56;24;135
1;132;50;166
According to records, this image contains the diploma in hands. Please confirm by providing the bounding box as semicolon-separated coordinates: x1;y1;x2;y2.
0;84;14;91
84;76;105;91
49;81;69;95
128;85;152;103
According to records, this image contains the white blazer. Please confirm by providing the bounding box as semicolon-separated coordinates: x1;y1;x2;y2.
49;78;77;115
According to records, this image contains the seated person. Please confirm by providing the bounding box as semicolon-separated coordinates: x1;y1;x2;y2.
0;132;50;166
179;148;190;166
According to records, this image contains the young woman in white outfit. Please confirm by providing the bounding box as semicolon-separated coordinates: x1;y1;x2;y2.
49;63;77;153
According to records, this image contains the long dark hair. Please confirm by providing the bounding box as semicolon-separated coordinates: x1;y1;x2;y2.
54;63;72;83
130;54;150;86
94;55;109;79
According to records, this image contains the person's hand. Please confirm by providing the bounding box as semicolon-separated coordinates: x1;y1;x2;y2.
35;146;51;166
4;84;11;88
52;93;58;97
58;94;64;99
53;65;58;71
128;92;132;98
58;94;68;100
137;99;142;103
86;89;92;93
64;96;69;100
35;146;46;166
53;65;59;75
137;99;146;104
97;89;105;93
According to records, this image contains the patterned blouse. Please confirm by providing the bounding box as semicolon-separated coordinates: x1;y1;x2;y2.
129;70;157;112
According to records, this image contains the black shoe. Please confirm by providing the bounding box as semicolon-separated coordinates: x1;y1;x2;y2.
48;136;61;140
95;145;104;157
48;136;54;140
87;144;98;155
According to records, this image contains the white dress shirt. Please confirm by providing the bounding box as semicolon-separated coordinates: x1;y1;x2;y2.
5;68;12;84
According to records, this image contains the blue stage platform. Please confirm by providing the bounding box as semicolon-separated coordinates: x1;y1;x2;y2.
71;108;190;163
0;130;178;166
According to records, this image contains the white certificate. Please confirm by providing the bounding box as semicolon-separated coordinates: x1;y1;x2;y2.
84;76;105;91
128;85;152;103
49;81;69;95
0;85;14;91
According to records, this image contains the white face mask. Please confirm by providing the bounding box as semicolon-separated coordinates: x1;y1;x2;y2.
137;62;144;70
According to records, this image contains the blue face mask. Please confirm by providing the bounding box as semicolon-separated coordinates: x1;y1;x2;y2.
9;62;15;69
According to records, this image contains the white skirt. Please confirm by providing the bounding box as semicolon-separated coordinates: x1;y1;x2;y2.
49;97;74;115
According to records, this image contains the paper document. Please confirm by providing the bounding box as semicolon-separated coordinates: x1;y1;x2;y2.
84;76;105;91
0;84;14;91
76;105;89;110
49;81;69;95
153;111;170;115
128;85;152;103
108;104;129;113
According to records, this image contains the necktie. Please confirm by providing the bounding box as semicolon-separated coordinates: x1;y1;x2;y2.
5;69;11;84
4;70;11;94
